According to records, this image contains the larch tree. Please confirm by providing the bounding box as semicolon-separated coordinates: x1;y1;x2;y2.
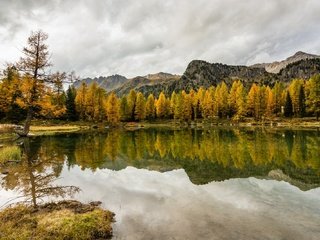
134;92;146;121
145;94;156;120
127;89;137;121
272;82;284;116
202;88;214;119
234;82;246;120
16;30;52;136
120;96;130;121
181;91;193;121
289;79;304;116
266;86;275;118
215;82;229;118
105;92;120;125
306;74;320;120
247;83;259;118
75;82;88;120
156;92;167;119
228;80;241;117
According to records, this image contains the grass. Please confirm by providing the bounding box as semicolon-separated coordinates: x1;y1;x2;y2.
0;200;115;240
0;146;21;164
29;125;88;135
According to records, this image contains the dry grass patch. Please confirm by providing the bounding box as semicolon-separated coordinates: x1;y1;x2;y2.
0;200;115;240
0;146;21;164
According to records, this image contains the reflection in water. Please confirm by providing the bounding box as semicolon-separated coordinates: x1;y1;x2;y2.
1;138;79;208
0;128;320;239
1;128;320;190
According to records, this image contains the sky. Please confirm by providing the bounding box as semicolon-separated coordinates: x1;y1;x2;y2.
0;0;320;78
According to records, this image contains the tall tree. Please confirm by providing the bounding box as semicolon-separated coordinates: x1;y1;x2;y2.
120;96;130;121
127;89;137;121
134;92;146;121
16;30;52;136
284;91;293;118
306;74;320;120
145;94;156;120
65;86;78;121
156;92;167;119
233;82;246;120
75;82;87;120
105;92;120;125
298;85;306;118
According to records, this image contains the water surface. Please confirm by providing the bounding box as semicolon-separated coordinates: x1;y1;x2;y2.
1;128;320;239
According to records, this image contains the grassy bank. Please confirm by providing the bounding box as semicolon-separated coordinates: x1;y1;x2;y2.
0;146;21;164
0;200;115;240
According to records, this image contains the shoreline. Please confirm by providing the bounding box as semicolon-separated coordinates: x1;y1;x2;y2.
0;118;319;137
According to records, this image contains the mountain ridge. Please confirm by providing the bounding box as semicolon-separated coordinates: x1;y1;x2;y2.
251;51;320;73
73;51;320;96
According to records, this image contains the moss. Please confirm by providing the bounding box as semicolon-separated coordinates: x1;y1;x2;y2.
0;146;21;164
0;200;115;240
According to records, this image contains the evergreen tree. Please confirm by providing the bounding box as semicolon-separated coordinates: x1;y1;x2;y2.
298;85;306;118
284;91;293;117
65;86;78;121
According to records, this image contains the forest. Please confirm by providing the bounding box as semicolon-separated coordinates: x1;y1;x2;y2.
0;30;320;130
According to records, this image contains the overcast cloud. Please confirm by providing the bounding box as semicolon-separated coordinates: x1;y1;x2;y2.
0;0;320;78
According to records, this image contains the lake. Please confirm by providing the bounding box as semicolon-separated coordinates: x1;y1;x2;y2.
1;127;320;239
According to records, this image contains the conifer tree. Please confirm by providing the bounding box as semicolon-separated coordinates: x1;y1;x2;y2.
233;82;246;120
156;92;167;119
306;74;320;120
65;86;78;121
272;82;284;116
284;91;293;117
247;83;259;118
127;89;137;121
135;92;146;121
145;94;156;120
105;92;120;125
120;96;130;121
75;82;87;120
298;85;306;118
202;89;214;119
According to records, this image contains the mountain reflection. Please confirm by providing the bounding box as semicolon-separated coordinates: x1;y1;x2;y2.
1;128;320;193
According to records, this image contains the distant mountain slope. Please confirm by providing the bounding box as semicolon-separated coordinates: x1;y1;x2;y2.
251;51;320;73
73;74;128;92
72;51;320;97
114;73;179;96
134;58;320;97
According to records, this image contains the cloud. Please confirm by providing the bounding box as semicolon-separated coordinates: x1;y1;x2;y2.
0;0;320;78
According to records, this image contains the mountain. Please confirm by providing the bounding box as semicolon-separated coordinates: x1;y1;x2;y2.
132;57;320;97
73;74;128;92
251;51;320;73
114;73;180;96
73;51;320;97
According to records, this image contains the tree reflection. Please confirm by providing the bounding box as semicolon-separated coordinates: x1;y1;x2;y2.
1;128;319;194
1;138;79;208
